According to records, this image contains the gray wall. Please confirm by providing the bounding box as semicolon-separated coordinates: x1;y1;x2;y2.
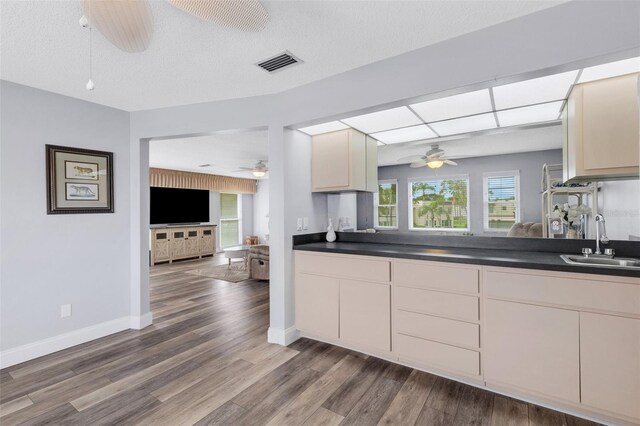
0;81;131;351
358;150;563;235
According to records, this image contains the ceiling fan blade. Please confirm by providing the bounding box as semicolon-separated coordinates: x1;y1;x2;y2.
82;0;153;53
396;155;425;163
237;167;254;171
410;160;428;168
168;0;269;32
444;159;458;166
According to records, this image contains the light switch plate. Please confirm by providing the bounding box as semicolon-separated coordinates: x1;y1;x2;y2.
303;217;309;230
61;304;72;318
296;218;303;231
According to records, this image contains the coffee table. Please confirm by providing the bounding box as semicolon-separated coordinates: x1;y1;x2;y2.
224;245;251;269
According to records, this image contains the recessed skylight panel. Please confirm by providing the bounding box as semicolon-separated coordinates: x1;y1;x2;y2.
493;70;579;110
579;57;640;83
410;89;493;122
497;101;564;127
371;125;437;145
298;121;349;135
342;107;422;133
429;113;497;136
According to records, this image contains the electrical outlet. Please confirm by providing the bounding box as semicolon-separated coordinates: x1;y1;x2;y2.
303;217;309;230
296;218;303;231
61;304;72;318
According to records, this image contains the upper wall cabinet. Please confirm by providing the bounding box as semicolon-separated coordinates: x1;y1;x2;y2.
311;129;378;192
563;73;640;182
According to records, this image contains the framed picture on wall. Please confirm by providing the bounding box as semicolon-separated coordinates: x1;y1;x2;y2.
46;144;114;214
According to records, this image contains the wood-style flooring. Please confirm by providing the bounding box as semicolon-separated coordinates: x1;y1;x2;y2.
0;254;599;425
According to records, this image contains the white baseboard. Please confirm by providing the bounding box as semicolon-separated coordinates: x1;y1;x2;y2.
267;326;300;346
0;314;153;369
130;312;153;329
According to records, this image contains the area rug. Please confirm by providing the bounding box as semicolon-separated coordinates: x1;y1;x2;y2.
184;263;249;282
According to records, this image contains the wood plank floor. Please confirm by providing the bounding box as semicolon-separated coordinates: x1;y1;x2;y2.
0;255;600;425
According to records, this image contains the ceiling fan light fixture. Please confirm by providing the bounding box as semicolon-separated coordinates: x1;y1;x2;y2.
252;170;266;178
427;160;444;169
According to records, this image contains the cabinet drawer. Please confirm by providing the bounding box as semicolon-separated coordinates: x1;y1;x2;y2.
295;252;390;283
396;333;480;377
394;261;479;294
395;286;479;322
485;269;640;316
396;310;479;349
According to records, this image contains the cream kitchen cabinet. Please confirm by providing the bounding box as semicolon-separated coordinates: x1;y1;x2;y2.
563;72;640;182
293;251;640;425
295;273;339;340
294;251;391;355
311;129;377;192
580;312;640;420
339;279;391;352
484;299;580;403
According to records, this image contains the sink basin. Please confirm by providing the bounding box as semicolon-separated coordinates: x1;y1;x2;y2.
561;255;640;269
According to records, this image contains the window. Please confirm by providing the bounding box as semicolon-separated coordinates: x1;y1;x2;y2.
409;177;469;231
220;193;242;248
483;172;520;231
374;180;398;229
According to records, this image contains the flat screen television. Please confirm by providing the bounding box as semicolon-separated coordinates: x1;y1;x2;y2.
150;187;210;225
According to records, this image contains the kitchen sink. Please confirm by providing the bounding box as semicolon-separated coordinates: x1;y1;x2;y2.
560;254;640;269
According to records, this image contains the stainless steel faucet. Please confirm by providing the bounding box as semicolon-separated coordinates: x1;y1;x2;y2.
594;214;610;255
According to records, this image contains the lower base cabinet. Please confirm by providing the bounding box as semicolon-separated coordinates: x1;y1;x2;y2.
294;252;640;425
484;299;580;403
580;312;640;420
339;279;390;352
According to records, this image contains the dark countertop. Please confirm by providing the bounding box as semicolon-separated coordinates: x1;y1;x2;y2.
293;242;640;278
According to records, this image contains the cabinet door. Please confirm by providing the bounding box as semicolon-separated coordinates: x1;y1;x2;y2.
340;279;391;352
312;130;350;190
200;228;215;255
171;230;186;258
581;73;639;172
295;273;339;340
580;312;640;420
154;232;170;261
185;230;200;256
485;299;580;403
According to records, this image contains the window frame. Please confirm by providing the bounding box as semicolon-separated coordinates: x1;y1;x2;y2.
408;174;470;232
219;193;243;248
482;170;521;233
374;179;399;230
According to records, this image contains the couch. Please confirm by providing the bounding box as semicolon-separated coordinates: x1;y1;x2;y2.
249;245;269;280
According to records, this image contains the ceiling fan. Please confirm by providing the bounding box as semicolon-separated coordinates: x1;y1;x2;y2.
80;0;268;53
236;160;268;178
397;145;458;169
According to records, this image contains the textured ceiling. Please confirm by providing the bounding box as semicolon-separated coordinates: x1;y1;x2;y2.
149;130;268;178
1;1;564;111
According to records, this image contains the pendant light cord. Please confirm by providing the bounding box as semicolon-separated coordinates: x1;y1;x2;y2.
89;25;93;82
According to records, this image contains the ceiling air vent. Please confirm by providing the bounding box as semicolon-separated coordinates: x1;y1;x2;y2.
256;51;302;73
